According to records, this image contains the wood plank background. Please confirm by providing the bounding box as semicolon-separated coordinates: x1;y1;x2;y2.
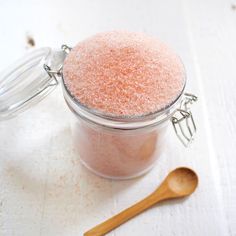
0;0;235;235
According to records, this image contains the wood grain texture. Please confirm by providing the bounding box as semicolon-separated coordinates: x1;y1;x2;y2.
0;0;234;235
182;0;236;234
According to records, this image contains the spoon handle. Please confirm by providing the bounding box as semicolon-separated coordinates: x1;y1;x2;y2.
84;194;163;236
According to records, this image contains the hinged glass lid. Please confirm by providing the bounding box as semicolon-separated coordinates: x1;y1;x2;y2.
0;47;67;120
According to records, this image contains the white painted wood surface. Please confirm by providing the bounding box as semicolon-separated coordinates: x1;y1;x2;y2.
0;0;235;235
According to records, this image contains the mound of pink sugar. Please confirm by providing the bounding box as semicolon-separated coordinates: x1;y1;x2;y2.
63;31;185;116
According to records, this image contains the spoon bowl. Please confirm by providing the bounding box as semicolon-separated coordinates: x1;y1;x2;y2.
166;167;198;197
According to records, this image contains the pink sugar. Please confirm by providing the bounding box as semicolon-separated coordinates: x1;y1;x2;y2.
73;120;164;178
64;31;186;179
63;31;185;116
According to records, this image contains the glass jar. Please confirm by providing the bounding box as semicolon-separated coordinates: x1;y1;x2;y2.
0;45;197;180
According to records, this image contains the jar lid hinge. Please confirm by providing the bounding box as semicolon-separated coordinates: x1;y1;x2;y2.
171;93;197;147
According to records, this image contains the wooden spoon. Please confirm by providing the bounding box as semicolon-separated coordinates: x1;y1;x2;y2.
84;167;198;236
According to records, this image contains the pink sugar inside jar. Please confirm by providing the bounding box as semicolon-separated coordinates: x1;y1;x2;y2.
62;31;195;179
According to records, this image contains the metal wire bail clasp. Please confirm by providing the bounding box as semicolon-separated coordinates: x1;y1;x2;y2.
171;93;198;147
43;45;72;85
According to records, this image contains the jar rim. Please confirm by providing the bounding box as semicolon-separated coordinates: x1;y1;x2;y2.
62;72;186;129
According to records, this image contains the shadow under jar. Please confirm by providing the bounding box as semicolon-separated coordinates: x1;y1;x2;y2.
0;31;197;180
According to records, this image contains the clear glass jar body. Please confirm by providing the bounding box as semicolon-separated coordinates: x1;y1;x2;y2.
62;82;184;180
72;114;168;179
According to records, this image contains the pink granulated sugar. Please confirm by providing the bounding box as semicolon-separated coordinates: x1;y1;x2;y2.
63;31;185;116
